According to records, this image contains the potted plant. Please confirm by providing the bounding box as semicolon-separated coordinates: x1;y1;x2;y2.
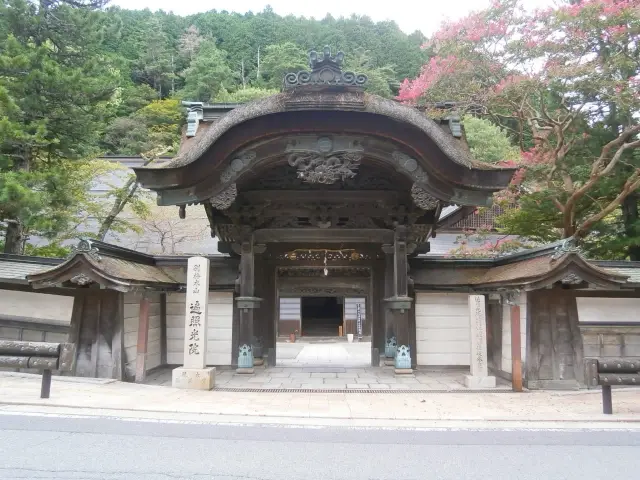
289;329;298;343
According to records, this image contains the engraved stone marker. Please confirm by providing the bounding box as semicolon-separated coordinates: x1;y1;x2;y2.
172;256;216;390
464;295;496;388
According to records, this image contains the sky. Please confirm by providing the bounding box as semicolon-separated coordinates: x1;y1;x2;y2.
109;0;557;36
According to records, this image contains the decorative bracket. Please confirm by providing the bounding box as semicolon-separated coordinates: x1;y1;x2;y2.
209;183;237;210
410;184;440;210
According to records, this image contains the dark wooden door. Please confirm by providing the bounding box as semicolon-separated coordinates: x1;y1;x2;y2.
529;290;584;386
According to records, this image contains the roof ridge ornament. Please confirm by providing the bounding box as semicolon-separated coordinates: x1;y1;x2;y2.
551;237;581;261
283;46;368;90
70;238;102;262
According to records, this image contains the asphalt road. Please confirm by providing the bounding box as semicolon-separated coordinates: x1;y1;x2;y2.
1;413;639;480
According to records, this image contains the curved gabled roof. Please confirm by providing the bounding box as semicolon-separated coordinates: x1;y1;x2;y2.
27;240;179;292
133;92;515;207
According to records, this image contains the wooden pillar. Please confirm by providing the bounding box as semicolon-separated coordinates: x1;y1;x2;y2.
135;296;150;383
510;303;523;392
391;226;412;372
236;228;261;373
371;259;385;353
382;244;396;361
111;292;125;381
253;256;271;366
66;294;84;376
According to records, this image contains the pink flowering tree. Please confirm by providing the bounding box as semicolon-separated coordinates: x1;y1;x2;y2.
401;0;640;257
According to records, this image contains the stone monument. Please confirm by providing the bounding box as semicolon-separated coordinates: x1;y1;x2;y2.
172;256;216;390
463;294;496;388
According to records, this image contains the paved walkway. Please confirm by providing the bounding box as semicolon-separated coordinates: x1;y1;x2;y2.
146;365;510;390
2;372;640;426
277;339;371;367
143;340;508;391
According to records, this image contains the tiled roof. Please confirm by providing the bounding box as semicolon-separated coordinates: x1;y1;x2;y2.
600;267;640;284
0;258;62;282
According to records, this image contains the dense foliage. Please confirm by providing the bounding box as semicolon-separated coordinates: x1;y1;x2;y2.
0;0;426;254
400;0;640;259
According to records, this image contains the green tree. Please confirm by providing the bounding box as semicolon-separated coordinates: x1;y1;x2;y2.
463;116;520;164
400;0;640;259
179;40;234;102
260;42;308;88
0;0;120;253
345;47;398;98
103;98;182;155
213;86;279;103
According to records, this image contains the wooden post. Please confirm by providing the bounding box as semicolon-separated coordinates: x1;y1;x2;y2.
135;296;151;383
111;292;125;381
66;295;84;376
90;297;101;378
602;385;613;414
510;303;523;392
237;229;257;373
40;369;52;399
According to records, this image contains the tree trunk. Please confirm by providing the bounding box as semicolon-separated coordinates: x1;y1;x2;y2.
4;220;25;254
622;194;640;261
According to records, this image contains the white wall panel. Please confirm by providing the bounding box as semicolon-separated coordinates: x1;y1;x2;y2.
576;297;640;323
415;292;470;366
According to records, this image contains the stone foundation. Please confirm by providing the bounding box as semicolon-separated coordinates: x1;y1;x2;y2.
463;374;496;389
172;367;216;390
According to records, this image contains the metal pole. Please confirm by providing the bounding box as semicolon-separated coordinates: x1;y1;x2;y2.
602;385;613;414
40;369;52;399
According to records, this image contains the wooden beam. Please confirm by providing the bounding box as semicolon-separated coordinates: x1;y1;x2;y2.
135;296;151;383
255;228;394;244
510;304;523;392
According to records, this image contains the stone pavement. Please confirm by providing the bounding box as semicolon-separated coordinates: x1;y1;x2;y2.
144;340;510;391
146;365;510;390
2;372;640;427
276;339;372;367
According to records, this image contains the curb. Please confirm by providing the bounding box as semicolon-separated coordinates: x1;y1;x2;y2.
2;400;640;424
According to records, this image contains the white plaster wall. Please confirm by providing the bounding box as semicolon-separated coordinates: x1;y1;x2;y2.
166;291;233;366
0;289;73;322
415;292;470;366
576;297;640;323
501;292;527;374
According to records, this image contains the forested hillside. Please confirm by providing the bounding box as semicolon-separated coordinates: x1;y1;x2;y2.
0;0;426;254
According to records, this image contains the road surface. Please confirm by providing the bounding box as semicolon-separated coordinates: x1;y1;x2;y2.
1;413;639;479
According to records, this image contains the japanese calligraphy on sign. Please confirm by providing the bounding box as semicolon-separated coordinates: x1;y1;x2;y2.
182;257;210;369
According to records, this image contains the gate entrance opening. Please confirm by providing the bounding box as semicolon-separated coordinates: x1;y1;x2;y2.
300;296;343;337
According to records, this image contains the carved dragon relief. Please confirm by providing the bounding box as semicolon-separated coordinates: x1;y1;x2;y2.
286;136;364;184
